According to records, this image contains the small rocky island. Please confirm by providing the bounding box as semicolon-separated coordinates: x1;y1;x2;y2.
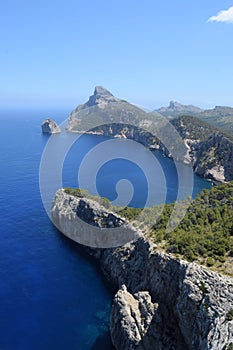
51;188;233;350
41;118;61;134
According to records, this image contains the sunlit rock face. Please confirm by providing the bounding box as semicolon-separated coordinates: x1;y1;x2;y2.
52;189;233;350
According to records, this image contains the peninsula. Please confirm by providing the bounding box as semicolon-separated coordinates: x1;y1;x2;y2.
51;186;233;350
66;87;233;182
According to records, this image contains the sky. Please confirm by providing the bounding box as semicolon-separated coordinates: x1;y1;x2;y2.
1;0;233;110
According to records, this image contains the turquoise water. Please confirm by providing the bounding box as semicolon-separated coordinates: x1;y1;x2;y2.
0;109;212;350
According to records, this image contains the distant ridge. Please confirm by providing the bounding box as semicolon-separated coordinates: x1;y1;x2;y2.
156;101;233;136
156;101;203;117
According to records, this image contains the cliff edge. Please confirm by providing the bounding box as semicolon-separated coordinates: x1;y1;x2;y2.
51;189;233;350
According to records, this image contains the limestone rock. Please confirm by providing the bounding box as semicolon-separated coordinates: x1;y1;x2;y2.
110;285;159;350
51;191;233;349
41;118;61;134
192;133;233;182
51;189;141;248
101;238;233;350
82;86;121;109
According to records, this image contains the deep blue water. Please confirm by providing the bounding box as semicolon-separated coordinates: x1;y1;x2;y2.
0;109;212;350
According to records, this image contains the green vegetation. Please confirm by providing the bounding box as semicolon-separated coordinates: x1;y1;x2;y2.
226;309;233;321
120;182;233;274
198;106;233;138
64;182;233;275
171;115;218;141
158;102;233;138
64;187;112;209
198;282;207;295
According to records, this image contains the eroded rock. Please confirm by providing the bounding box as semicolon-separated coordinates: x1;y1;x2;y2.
41;118;61;134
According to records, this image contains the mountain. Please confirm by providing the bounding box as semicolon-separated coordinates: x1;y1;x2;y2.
67;86;154;132
156;101;203;118
52;187;233;350
198;106;233;136
157;102;233;137
67;87;233;182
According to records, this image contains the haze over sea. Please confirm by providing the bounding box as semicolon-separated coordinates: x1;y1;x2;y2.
0;109;212;350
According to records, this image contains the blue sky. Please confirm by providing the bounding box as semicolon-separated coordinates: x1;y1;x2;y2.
1;0;233;110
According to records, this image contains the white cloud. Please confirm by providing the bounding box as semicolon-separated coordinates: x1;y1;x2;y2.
208;6;233;23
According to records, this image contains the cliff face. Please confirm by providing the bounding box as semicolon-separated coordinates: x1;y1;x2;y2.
171;117;233;182
41;118;61;134
51;189;141;248
191;133;233;182
51;190;233;350
100;239;233;350
66;87;233;182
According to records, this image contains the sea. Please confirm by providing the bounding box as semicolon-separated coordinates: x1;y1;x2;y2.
0;108;213;350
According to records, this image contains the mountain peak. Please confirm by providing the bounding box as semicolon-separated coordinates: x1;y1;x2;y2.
156;101;203;116
169;101;184;110
79;86;121;109
93;86;114;97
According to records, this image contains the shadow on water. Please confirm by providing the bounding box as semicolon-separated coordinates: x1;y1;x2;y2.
52;223;116;294
51;224;117;349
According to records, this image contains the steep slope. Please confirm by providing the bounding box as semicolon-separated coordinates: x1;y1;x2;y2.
67;86;155;132
121;181;233;275
66;88;233;181
171;116;233;181
51;188;233;350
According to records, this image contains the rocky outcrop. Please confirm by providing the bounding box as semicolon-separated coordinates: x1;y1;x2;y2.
51;189;141;248
100;239;233;350
191;133;233;182
66;86;152;133
156;101;203;118
171;116;233;181
41;118;61;134
51;190;233;350
77;86;122;110
110;285;160;350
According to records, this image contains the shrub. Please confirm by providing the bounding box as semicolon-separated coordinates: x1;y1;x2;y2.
206;257;215;267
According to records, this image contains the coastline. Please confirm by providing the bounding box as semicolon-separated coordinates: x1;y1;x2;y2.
66;128;227;183
51;189;233;350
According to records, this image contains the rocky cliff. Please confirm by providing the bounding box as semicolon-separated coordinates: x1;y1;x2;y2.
51;189;141;248
51;189;233;350
171;116;233;182
66;87;233;182
41;118;61;134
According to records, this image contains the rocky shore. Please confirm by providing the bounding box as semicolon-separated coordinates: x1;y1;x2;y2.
51;189;233;350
